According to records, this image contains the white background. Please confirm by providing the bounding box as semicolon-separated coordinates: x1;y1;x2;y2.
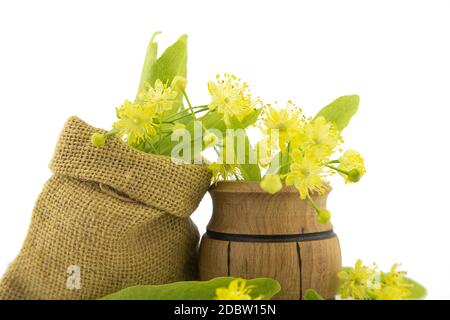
1;0;449;299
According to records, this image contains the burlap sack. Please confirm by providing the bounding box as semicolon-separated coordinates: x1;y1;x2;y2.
0;116;211;300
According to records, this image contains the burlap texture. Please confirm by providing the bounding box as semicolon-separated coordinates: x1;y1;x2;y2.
0;116;211;300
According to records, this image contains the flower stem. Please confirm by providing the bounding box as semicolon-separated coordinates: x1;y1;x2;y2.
306;194;320;213
325;164;350;175
104;128;119;137
183;90;195;116
275;162;290;174
165;108;208;123
147;142;158;153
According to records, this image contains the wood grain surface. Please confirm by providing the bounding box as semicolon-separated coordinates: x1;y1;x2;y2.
198;181;342;300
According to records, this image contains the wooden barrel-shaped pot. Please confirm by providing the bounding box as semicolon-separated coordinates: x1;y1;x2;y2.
198;181;341;300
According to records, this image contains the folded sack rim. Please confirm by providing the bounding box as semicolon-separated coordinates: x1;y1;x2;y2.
49;116;212;218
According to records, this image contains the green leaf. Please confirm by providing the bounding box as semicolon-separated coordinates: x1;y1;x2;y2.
135;33;187;117
315;95;360;132
228;108;262;129
405;277;427;300
241;108;262;128
224;111;262;181
136;31;161;98
100;277;281;300
198;112;262;181
235;135;261;181
304;289;325;300
201;111;227;133
149;34;187;86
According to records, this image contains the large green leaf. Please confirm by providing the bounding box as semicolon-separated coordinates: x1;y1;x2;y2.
100;277;281;300
315;95;359;132
135;33;187;117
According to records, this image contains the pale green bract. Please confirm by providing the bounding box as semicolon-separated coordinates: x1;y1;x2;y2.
135;32;187;120
148;34;188;88
136;31;160;98
315;95;360;132
100;277;281;300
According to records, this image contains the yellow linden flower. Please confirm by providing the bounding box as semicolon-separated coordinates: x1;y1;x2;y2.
372;264;412;300
171;76;187;91
113;100;158;145
371;286;410;300
208;162;240;184
208;74;256;125
338;259;377;300
262;101;304;150
260;174;283;194
285;149;327;199
292;116;341;160
139;79;179;114
338;149;366;183
214;279;262;300
381;264;409;287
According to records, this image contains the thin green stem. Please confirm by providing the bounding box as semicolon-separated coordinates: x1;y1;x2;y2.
307;194;320;213
278;162;290;172
104;128;119;137
165;108;208;123
158;113;164;153
284;142;291;173
325;164;349;175
147;142;158;153
183;90;195;115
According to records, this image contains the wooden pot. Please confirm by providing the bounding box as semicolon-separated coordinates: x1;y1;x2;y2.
198;181;341;300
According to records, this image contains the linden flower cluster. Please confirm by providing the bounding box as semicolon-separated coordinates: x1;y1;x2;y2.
92;72;365;224
258;102;366;223
91;77;186;149
207;74;258;126
214;279;263;300
338;260;416;300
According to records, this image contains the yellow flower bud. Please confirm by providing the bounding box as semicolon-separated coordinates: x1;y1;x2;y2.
317;209;331;224
260;174;283;194
203;131;220;147
172;122;186;132
171;76;187;91
91;133;106;147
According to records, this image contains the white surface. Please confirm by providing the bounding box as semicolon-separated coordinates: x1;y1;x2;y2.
0;0;449;299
